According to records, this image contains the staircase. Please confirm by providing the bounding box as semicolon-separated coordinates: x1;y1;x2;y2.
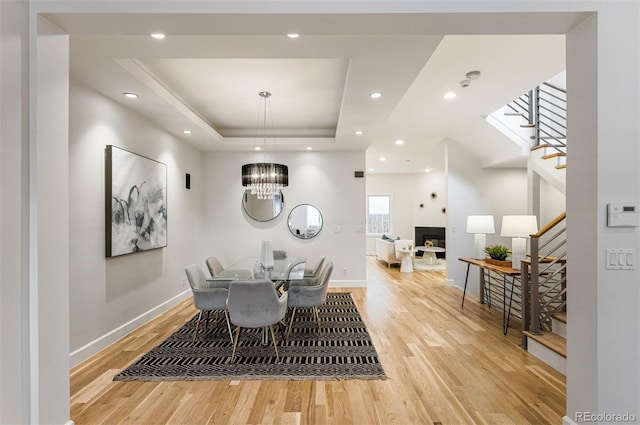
521;212;567;374
504;82;568;194
490;78;569;373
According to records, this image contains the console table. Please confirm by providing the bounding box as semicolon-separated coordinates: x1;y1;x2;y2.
459;257;523;335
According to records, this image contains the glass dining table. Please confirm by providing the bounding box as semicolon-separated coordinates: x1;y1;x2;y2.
208;256;306;283
207;257;307;345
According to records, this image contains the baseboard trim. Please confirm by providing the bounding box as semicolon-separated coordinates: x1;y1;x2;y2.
329;280;367;288
563;416;578;425
69;290;191;367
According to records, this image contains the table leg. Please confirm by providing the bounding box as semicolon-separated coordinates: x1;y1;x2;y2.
479;267;486;305
461;263;471;309
502;274;507;334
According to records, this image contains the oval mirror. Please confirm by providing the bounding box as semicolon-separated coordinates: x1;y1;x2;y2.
288;204;323;239
242;190;284;222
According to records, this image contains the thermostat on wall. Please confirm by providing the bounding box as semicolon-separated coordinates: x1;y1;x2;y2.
607;203;638;227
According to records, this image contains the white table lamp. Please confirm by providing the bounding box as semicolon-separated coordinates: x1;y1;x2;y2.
466;215;495;259
500;215;538;270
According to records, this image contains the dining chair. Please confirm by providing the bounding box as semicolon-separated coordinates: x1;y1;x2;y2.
227;279;288;363
205;256;225;277
273;250;287;260
286;261;333;340
278;257;307;291
304;255;325;279
206;256;253;281
185;264;233;343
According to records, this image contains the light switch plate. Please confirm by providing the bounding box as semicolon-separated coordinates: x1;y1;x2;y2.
605;248;635;270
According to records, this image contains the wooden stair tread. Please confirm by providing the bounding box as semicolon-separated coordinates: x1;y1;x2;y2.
530;143;558;152
553;312;567;323
541;152;566;160
524;331;567;358
555;164;567;170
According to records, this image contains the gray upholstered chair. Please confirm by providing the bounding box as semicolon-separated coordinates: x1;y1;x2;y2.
206;256;252;281
286;262;333;339
278;257;307;291
227;279;288;362
273;250;287;260
205;256;224;277
303;255;325;280
185;264;233;343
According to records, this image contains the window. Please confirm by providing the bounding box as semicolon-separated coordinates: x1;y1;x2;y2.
367;195;391;234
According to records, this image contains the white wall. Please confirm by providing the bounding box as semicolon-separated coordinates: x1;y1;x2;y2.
365;170;447;253
566;9;640;421
540;178;566;224
68;80;204;365
0;1;30;422
446;139;529;299
202;151;366;284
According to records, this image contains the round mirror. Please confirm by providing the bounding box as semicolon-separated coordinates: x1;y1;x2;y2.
288;204;323;239
242;190;284;222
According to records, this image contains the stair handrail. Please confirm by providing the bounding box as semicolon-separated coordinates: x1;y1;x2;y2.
533;212;566;237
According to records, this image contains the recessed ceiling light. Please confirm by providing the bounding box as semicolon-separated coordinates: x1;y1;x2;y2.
150;33;165;40
254;147;261;151
368;168;375;172
355;130;363;135
286;33;300;39
124;92;138;99
306;146;313;150
444;92;457;100
183;130;191;135
395;139;404;145
379;157;386;161
370;92;382;99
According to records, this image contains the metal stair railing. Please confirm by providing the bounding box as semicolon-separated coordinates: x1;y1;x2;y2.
505;82;567;157
521;212;567;347
535;83;567;156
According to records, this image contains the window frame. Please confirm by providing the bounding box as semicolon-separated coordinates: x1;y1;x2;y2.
366;194;392;236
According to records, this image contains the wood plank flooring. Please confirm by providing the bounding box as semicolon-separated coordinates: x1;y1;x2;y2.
70;257;566;424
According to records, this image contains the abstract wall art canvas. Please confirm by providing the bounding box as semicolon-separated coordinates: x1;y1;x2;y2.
105;145;167;257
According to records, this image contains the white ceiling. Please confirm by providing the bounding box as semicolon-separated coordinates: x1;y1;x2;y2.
47;12;573;173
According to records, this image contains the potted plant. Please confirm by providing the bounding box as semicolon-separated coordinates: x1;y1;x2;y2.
484;245;511;267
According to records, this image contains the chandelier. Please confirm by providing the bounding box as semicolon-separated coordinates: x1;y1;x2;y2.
242;91;288;199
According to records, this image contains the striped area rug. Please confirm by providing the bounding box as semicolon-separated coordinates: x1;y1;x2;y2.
114;292;387;381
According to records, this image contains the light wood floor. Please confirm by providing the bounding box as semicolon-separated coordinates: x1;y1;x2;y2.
70;257;566;424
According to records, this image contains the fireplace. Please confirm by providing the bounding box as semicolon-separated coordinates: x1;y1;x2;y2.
414;227;446;258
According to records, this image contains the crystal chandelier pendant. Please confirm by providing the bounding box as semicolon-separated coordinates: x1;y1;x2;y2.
241;92;288;198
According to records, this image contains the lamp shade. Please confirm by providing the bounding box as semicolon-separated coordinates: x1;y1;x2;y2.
500;215;538;237
466;215;496;234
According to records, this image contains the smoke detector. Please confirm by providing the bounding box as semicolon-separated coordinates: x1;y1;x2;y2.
465;70;481;80
459;79;471;88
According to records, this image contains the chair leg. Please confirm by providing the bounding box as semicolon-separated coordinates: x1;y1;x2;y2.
313;306;321;333
223;310;233;344
205;311;211;330
269;325;280;362
286;307;297;340
193;310;203;343
231;326;242;363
